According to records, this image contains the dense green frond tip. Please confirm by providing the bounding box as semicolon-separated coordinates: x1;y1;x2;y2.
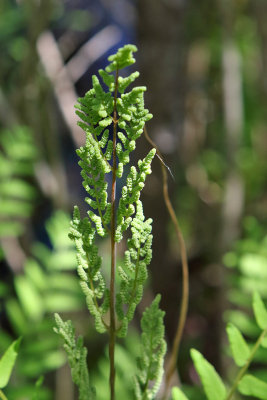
106;44;137;72
0;337;21;389
172;387;190;400
54;313;95;400
226;323;250;367
238;374;267;399
134;295;166;400
190;349;226;400
253;291;267;330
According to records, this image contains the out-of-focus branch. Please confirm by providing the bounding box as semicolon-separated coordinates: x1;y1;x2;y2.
37;26;122;149
0;89;18;127
0;237;26;274
219;0;245;249
36;30;83;148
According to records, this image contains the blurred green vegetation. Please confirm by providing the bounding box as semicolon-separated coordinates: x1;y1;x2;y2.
0;0;267;398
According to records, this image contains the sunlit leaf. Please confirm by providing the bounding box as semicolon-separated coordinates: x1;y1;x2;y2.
190;349;226;400
172;386;190;400
240;254;267;278
261;337;267;348
15;276;44;321
253;292;267;330
0;179;36;200
44;292;83;312
0;338;21;388
226;323;250;366
238;374;267;399
5;298;28;335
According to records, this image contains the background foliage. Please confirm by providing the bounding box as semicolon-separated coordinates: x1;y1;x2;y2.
0;0;266;399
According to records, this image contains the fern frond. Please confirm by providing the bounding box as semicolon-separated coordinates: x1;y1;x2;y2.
54;314;95;400
69;206;108;333
115;149;156;242
116;201;153;336
105;44;138;73
134;295;167;400
69;45;157;398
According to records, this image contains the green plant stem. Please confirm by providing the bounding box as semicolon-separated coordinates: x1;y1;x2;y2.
0;390;8;400
225;329;267;400
109;68;119;400
144;126;189;398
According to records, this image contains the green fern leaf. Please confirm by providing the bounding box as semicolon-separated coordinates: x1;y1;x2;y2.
0;127;37;238
172;387;190;400
238;374;267;399
253;292;267;330
190;349;226;400
226;323;250;367
0;337;21;389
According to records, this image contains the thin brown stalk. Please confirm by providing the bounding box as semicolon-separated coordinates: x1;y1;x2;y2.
144;126;189;398
109;68;119;400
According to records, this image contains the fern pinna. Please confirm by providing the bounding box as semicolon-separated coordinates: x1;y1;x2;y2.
55;45;166;399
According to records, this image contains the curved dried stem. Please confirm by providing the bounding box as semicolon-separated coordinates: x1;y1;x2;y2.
144;126;189;399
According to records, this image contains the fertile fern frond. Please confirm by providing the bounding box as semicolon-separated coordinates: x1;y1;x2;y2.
54;314;95;400
105;44;137;72
69;206;108;333
134;295;167;400
116;201;153;337
115;149;156;242
69;44;155;332
66;44;160;397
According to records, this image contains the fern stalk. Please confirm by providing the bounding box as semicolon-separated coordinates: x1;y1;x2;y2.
109;68;119;400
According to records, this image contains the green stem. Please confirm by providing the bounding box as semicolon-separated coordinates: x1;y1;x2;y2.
225;329;267;400
109;68;119;400
0;390;8;400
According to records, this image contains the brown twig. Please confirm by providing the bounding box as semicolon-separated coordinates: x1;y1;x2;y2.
144;126;189;399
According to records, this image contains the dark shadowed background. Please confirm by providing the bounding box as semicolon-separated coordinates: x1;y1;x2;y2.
0;0;267;399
